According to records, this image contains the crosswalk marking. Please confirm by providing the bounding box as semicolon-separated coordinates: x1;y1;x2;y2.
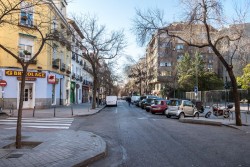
0;117;74;130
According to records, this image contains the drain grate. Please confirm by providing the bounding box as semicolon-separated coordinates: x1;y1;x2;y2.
6;153;23;159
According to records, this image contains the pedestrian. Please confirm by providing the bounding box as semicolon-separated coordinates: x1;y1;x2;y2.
127;97;131;106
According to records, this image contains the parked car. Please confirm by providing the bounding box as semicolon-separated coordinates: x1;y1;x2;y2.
150;99;170;114
144;98;162;111
165;99;199;119
131;96;141;105
137;95;157;108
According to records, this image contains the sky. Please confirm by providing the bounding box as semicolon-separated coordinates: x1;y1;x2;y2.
67;0;250;78
67;0;180;75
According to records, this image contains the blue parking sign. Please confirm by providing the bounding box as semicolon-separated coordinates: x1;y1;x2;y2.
194;86;198;93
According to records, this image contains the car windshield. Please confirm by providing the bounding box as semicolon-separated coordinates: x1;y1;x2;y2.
146;98;155;103
154;100;162;105
169;100;181;106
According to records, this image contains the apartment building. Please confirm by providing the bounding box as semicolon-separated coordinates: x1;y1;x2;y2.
145;22;221;97
68;19;94;103
0;0;93;109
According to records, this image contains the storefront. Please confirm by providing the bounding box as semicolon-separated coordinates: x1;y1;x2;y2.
1;68;66;109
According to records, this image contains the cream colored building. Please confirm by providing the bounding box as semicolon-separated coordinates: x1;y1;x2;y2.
0;0;72;109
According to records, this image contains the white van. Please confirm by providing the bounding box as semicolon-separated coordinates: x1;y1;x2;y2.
131;96;140;104
106;96;118;106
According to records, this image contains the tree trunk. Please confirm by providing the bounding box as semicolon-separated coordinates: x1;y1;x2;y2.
228;68;242;126
16;66;27;148
92;75;97;109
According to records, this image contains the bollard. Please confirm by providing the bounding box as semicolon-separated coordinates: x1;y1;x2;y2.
54;106;56;117
245;112;247;123
71;106;73;116
32;106;36;117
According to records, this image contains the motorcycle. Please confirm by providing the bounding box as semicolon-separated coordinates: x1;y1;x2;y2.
212;104;233;118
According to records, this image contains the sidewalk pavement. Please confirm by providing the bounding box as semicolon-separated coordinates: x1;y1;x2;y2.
0;103;107;167
180;111;250;133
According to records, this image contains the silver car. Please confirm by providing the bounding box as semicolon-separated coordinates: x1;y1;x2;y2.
165;99;199;119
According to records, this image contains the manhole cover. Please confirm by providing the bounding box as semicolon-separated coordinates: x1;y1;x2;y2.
6;153;23;159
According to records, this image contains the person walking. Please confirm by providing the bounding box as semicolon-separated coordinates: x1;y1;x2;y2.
127;97;131;106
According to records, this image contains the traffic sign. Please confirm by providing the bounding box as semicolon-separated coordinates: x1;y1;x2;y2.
0;80;7;87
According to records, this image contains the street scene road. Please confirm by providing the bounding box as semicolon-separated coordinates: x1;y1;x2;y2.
71;100;250;167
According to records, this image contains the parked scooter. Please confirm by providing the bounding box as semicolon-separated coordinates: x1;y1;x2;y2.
212;104;233;118
193;100;212;118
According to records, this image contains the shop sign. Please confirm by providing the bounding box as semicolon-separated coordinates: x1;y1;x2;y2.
17;77;37;81
5;70;46;78
48;74;56;84
0;80;7;87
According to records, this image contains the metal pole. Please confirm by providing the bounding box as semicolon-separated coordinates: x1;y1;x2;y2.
54;106;56;117
71;105;73;116
32;106;36;117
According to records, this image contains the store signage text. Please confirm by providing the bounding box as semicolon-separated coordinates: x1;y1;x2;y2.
5;70;46;78
17;77;37;81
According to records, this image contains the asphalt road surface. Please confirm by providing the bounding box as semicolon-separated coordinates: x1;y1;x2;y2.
71;100;250;167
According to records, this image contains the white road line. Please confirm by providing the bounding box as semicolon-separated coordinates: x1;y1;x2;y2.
0;117;74;130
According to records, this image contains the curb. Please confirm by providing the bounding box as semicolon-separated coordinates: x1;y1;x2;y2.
74;106;106;117
179;118;222;126
74;141;107;167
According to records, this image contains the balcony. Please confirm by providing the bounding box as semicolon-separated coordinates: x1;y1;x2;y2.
71;73;76;80
83;65;93;74
72;53;76;60
66;67;71;74
17;58;37;64
76;56;80;63
79;60;83;66
66;42;71;51
52;59;60;69
60;63;66;72
76;75;80;81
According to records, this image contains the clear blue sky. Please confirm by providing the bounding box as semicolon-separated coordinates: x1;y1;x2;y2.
67;0;180;59
67;0;250;76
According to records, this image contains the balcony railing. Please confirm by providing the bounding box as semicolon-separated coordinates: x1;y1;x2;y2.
76;74;80;81
72;53;76;60
17;58;37;64
71;73;76;79
66;67;71;74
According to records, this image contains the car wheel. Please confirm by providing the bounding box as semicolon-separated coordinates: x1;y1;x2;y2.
166;114;171;118
205;112;211;118
224;110;230;118
179;112;185;119
194;112;199;118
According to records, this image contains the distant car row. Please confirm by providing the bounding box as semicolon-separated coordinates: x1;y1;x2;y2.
131;95;212;119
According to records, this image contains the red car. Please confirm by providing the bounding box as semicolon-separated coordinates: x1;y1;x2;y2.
150;99;170;114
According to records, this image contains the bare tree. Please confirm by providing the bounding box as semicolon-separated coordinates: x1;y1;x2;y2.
0;0;71;148
72;14;126;109
125;55;147;95
132;0;250;126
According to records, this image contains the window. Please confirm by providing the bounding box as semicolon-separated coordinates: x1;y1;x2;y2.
52;17;58;31
176;44;184;50
160;62;171;67
19;35;34;62
177;54;184;61
52;45;57;60
20;2;33;27
161;71;172;76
